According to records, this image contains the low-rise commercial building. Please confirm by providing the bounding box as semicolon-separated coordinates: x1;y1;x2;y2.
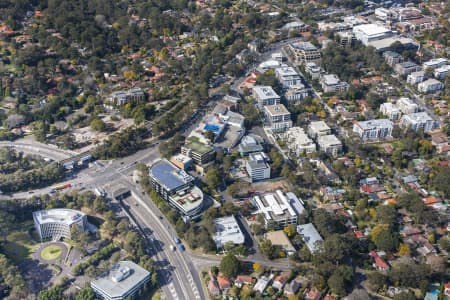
149;159;204;219
400;112;437;132
181;136;215;165
308;121;331;139
238;134;265;156
418;78;444;93
297;223;323;253
396;97;418;114
253;190;304;229
380;102;401;120
33;209;87;241
320;74;349;93
91;261;150;300
264;104;292;133
252;86;281;108
275;67;302;88
317;134;342;156
170;153;193;171
212;216;245;249
407;71;426;85
282;127;316;155
353;119;393;141
285;42;321;65
394;61;421;76
353;24;392;45
245;152;271;182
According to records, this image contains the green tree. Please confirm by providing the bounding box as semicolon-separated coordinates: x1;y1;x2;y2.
205;167;221;191
75;286;95;300
38;287;62;300
433;166;450;198
90;118;106;132
219;254;240;278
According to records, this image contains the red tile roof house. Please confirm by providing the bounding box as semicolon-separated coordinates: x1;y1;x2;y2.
272;274;288;290
234;275;253;288
305;288;322;300
369;251;390;271
444;283;450;296
217;275;231;291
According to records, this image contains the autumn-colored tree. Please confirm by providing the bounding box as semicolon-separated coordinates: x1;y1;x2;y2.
398;243;410;256
283;224;297;238
252;262;263;273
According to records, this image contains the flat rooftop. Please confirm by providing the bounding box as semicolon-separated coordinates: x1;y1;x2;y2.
33;209;85;226
91;261;150;299
353;23;391;36
356;119;393;130
264;104;290;116
297;223;323;253
213;215;245;248
252;86;280;100
184;136;214;155
318;134;342;146
309;121;331;132
402;112;433;123
149;159;194;191
290;41;318;51
253;190;299;222
322;74;340;85
275;66;300;77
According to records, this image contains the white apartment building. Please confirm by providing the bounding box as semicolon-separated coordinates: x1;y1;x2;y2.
264;104;292;133
252;190;303;229
282;127;316;156
400;112;437;132
418;78;444;93
434;65;450;80
308;121;331;139
305;62;322;79
245;152;271;182
275;67;302;88
285;84;309;102
320;74;349;93
423;58;449;70
353;119;393;141
396;97;418;114
407;71;426;85
107;88;145;106
317;134;342;156
352;24;393;45
252;86;281;108
380;102;401;120
212;216;245;249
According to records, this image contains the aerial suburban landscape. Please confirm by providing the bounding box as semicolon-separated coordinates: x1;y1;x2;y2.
0;0;449;299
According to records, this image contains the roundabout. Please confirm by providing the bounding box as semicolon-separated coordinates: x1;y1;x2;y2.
40;244;63;261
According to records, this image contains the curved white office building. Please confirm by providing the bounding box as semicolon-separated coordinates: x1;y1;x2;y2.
33;209;87;240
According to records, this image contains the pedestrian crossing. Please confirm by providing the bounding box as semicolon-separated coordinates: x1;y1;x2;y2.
167;282;179;300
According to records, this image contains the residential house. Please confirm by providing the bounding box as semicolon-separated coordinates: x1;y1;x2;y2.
394;61;421;76
418;78;444;93
353;119;393;141
272;274;288;290
369;251;390;271
208;279;220;296
284;278;302;296
253;275;273;293
264;104;293;133
245;152;271;182
305;288;322;300
400;112;437;132
234;275;253;288
217;275;231;291
444;283;450;297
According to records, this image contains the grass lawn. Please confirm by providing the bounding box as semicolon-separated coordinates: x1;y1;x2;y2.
41;245;63;261
2;231;37;264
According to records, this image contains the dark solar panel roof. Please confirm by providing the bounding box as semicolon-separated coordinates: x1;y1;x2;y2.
150;160;191;191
